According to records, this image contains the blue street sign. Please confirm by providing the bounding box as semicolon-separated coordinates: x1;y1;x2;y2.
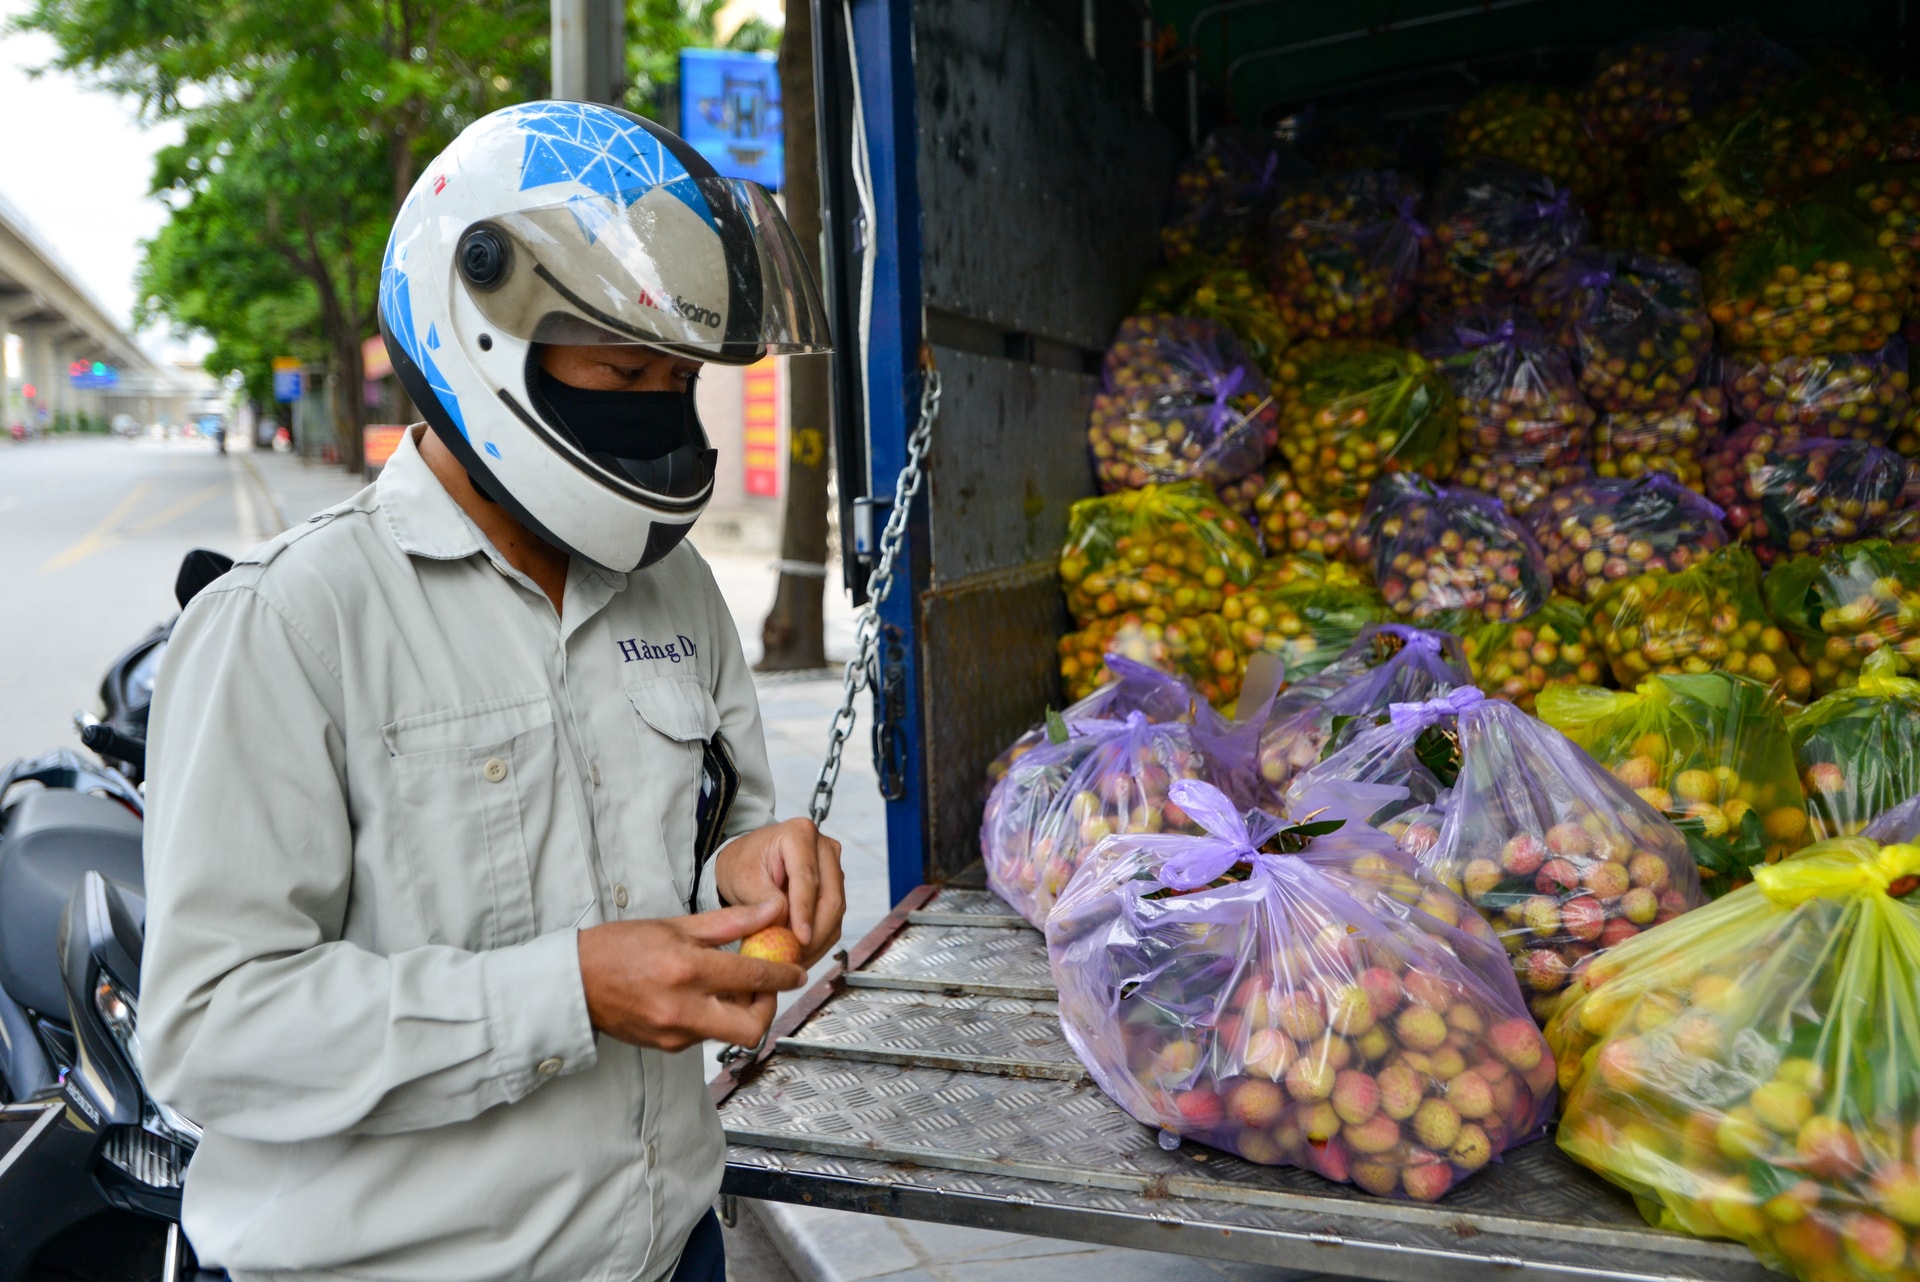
272;360;303;403
678;48;783;190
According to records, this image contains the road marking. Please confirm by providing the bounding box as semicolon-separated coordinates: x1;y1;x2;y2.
126;481;226;537
40;479;154;573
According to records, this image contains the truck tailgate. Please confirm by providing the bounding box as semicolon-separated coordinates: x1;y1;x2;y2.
710;880;1775;1282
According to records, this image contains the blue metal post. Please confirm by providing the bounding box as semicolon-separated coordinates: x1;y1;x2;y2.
848;0;930;905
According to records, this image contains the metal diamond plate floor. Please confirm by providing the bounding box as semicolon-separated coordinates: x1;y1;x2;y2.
717;886;1774;1282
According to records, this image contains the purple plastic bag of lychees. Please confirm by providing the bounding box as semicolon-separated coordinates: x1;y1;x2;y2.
1046;779;1552;1200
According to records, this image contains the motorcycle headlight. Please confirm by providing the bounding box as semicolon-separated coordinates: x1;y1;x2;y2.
94;974;138;1060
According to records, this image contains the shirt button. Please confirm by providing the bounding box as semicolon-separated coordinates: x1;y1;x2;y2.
613;884;629;909
590;763;602;787
536;1057;563;1077
483;757;508;783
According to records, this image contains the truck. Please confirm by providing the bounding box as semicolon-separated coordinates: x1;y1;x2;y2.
709;1;1900;1276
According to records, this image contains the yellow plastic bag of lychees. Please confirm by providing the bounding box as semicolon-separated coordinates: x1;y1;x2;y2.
1550;837;1920;1282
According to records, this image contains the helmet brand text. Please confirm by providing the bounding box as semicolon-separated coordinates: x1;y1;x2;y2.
636;286;720;330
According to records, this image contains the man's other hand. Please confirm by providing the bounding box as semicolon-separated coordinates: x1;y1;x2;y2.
577;899;808;1051
713;818;846;967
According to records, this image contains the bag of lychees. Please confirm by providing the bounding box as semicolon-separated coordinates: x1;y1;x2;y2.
1255;624;1470;798
1789;648;1920;840
986;654;1199;789
1048;779;1554;1200
983;661;1280;927
1550;837;1920;1282
1400;689;1707;1020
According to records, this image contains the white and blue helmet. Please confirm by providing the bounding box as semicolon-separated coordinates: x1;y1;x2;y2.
379;101;831;571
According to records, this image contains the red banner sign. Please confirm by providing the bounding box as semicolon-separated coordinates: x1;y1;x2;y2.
742;360;781;498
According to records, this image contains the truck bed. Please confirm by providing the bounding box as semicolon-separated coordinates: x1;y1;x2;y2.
711;880;1776;1282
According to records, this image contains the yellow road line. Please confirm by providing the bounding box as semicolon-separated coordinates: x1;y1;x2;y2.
40;479;154;573
126;481;226;537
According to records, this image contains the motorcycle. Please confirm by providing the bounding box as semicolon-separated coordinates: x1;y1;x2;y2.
0;549;232;1281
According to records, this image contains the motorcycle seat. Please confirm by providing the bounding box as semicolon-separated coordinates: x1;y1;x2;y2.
0;789;143;1017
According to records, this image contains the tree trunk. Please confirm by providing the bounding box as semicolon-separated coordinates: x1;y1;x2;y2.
758;0;832;672
330;324;368;472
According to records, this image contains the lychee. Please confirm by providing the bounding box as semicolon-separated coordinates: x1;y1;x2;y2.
1627;853;1671;891
1332;1070;1382;1125
1762;1179;1820;1225
1751;1080;1815;1135
1308;1034;1354;1072
1344;1112;1401;1155
1356;1026;1392;1061
1446;1003;1484;1036
1307;1136;1350;1183
1673;769;1719;805
1400;1153;1454;1202
1450;1122;1493;1172
1395;1005;1449;1052
1462;858;1503;900
1596;1037;1646;1093
1668;1011;1725;1060
1413;1097;1462;1150
1326;985;1376;1036
1149;1039;1199;1082
1226;1078;1285;1129
1501;833;1547;876
1620;887;1659;925
1358;965;1403;1018
1536;859;1582;896
1716;1106;1772;1161
1298;1099;1341;1144
1562;895;1605;941
1430;1046;1468;1081
1377;1063;1425;1120
1797;1115;1866;1180
1582;861;1631;901
1416;891;1464;929
1868;1162;1920;1229
1773;1214;1843;1270
1403;972;1456;1009
1244;1027;1297;1080
1276;991;1327;1041
1612;756;1661;790
1545;822;1593;858
1237;1130;1283;1165
1448;1070;1494;1120
1352;1157;1400;1196
1524;949;1570;992
1708;1176;1767;1238
1803;761;1847;795
1776;1057;1826;1096
1522;895;1562;938
1174;1089;1223;1130
1599;917;1641;948
1489;1018;1544;1071
1286;1057;1336;1102
1841;1211;1909;1275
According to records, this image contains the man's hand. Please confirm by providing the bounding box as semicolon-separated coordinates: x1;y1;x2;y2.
714;818;845;966
577;898;808;1051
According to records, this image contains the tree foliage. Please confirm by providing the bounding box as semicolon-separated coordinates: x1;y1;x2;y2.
20;0;775;462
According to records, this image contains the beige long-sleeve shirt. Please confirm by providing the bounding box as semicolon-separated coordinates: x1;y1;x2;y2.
140;426;774;1282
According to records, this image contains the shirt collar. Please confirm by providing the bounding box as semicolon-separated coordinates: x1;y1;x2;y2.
377;425;631;596
376;425;488;562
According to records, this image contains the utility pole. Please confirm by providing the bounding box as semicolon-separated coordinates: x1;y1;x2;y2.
551;0;628;102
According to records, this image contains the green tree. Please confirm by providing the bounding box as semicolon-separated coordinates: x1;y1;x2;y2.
19;0;550;466
626;0;779;129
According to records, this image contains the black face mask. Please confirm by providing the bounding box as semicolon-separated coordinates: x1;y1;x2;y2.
534;367;716;498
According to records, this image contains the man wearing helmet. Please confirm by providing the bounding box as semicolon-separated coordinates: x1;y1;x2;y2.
138;103;843;1281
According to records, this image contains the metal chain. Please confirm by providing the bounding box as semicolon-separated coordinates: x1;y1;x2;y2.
809;362;942;826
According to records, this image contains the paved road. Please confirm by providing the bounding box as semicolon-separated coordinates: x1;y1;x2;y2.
0;433;263;766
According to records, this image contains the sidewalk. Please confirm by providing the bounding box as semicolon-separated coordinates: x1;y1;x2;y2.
235;443;1287;1282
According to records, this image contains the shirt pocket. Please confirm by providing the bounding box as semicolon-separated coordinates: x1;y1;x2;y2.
624;675;722;904
383;693;594;951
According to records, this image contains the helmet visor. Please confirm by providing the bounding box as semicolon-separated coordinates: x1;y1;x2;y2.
464;177;831;361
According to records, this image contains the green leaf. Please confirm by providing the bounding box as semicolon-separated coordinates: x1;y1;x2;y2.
1319;715;1357;761
1045;707;1070;745
1414;725;1463;788
1290;819;1348;837
1745;1160;1800;1203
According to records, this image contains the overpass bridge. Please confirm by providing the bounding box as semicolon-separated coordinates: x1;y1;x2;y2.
0;188;193;430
